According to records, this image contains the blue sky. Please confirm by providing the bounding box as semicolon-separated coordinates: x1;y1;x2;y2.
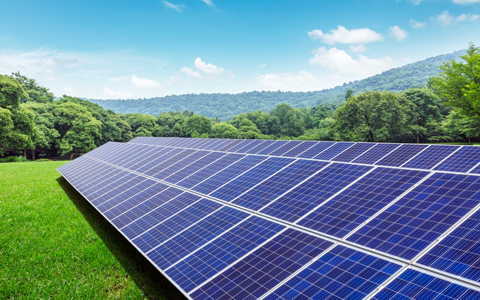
0;0;478;99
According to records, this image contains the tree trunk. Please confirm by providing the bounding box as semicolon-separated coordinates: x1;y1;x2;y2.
23;149;26;159
469;137;471;143
70;152;74;160
417;134;419;144
32;149;35;161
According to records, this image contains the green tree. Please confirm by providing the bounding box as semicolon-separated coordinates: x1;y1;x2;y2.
8;72;54;103
185;114;212;137
210;123;239;139
345;89;354;101
237;119;261;139
269;103;306;137
123;113;162;137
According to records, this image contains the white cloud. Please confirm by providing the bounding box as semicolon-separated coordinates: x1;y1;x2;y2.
432;11;479;26
201;0;214;6
260;63;267;68
452;0;480;4
308;26;382;45
62;87;76;94
180;66;203;79
255;71;319;90
162;1;186;11
102;87;131;99
389;26;408;41
309;47;394;77
130;75;162;89
194;57;226;76
349;45;368;53
409;19;427;28
167;75;183;86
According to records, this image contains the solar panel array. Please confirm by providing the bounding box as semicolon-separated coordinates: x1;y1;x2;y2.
57;137;480;299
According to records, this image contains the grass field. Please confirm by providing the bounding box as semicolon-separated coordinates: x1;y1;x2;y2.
0;161;186;299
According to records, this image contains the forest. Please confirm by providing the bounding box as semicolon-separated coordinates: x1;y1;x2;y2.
0;45;478;160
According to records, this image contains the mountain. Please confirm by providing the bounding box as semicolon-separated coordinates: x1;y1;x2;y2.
90;49;467;121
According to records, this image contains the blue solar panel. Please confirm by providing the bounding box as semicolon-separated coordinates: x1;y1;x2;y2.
231;160;329;211
372;268;480;300
264;245;402;300
114;145;158;168
282;141;317;158
268;141;303;156
97;178;156;213
402;145;460;170
209;157;294;202
257;140;289;155
260;163;372;223
162;152;225;184
352;143;400;165
77;168;127;194
112;187;184;229
229;140;255;152
313;142;355;160
147;206;249;270
418;209;480;282
144;149;197;177
332;143;376;162
192;155;267;195
166;216;285;293
190;228;333;300
469;164;480;174
375;144;429;167
347;173;480;260
90;175;144;207
241;140;270;154
200;139;225;150
132;198;222;253
217;139;244;152
120;146;165;169
83;172;137;200
210;139;233;151
435;146;480;173
297;168;429;238
133;148;182;173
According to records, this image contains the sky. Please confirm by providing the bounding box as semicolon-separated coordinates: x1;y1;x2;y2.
0;0;479;99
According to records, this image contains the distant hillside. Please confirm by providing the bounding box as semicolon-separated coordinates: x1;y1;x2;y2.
91;49;467;121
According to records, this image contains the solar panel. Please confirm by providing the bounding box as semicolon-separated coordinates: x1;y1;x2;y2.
59;137;480;299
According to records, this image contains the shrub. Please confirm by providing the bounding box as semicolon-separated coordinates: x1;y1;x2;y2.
35;158;51;162
0;156;29;163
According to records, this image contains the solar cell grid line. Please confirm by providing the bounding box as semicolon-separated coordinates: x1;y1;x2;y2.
143;149;197;177
113;145;161;168
401;145;461;170
313;142;355;160
370;268;480;300
81;171;136;199
152;137;179;147
231;159;329;211
163;152;227;185
296;141;336;159
102;143;144;164
434;146;480;173
165;216;286;293
89;174;145;207
112;187;184;229
176;153;246;189
58;156;96;177
209;139;234;151
396;144;432;167
103;182;170;220
351;143;401;165
191;155;268;195
209;156;296;202
282;141;316;158
375;144;430;167
75;167;128;194
238;139;268;154
120;146;166;169
468;161;480;174
61;161;110;186
346;172;480;260
217;139;244;152
257;140;290;155
146;206;250;270
131;198;224;253
68;163;120;190
261;245;403;300
81;142;118;159
296;168;430;239
268;140;303;157
128;147;178;173
331;142;377;162
189;228;334;299
229;139;256;152
260;163;373;224
192;138;220;150
201;139;227;151
172;137;197;148
150;150;212;180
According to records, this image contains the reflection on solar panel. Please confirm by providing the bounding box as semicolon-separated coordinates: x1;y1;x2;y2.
59;137;480;299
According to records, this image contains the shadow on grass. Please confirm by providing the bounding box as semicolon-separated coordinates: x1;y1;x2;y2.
57;177;187;300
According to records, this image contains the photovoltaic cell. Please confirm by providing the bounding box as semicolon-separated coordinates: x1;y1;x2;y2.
332;142;376;162
238;140;268;154
133;148;182;173
418;209;480;282
209;157;294;202
162;152;226;184
347;173;480;260
268;141;303;157
297;168;429;238
84;172;137;200
120;146;165;169
257;140;289;155
210;140;233;151
282;141;316;158
265;245;402;300
166;216;285;293
372;268;480;300
217;139;244;152
375;144;429;167
402;145;460;170
144;149;197;177
200;139;225;151
435;146;480;173
190;228;333;300
90;174;144;207
147;206;249;270
229;140;255;152
352;143;400;165
260;163;372;223
231;160;328;211
96;178;156;213
313;142;354;160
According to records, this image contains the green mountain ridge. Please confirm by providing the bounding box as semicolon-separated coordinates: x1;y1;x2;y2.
90;49;467;121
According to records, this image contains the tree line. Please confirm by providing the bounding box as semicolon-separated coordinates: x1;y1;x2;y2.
0;44;478;160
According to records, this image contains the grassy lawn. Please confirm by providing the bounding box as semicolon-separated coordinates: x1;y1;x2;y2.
0;161;186;299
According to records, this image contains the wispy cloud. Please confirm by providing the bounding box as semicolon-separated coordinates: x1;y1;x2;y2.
389;26;408;41
102;87;131;99
349;45;368;53
180;66;203;79
432;10;479;27
201;0;214;7
409;19;427;28
260;63;267;68
308;26;382;45
255;71;319;90
130;75;163;89
161;1;186;12
180;58;234;80
452;0;480;4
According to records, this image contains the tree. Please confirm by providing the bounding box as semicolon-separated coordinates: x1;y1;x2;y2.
269;103;306;137
345;89;354;101
210;123;238;139
9;72;54;103
237;119;261;139
431;43;480;120
185;114;212;137
123;113;162;137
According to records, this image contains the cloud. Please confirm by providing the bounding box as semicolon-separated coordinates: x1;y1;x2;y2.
161;1;186;11
452;0;480;4
130;75;162;89
432;11;479;26
308;26;382;45
260;63;267;68
167;75;183;86
349;45;368;53
180;66;203;79
409;19;427;28
62;87;76;94
201;0;214;6
102;87;131;99
255;71;319;90
309;47;394;77
389;26;408;41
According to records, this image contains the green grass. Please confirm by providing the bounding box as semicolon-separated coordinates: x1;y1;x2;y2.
0;161;186;299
